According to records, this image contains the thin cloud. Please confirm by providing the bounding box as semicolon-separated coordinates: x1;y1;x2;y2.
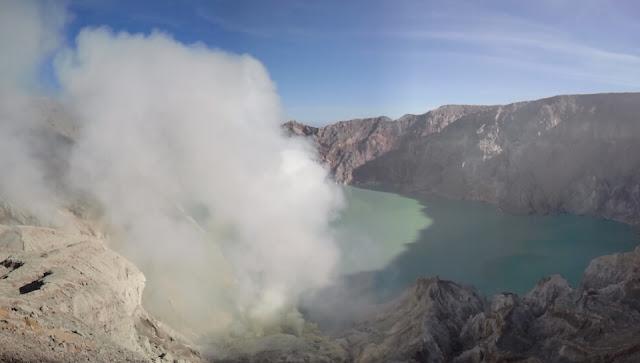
378;48;640;89
394;30;640;65
126;12;184;29
194;5;272;38
191;1;356;41
369;6;640;89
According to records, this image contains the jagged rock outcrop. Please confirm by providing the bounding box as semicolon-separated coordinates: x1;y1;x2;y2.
452;247;640;362
286;93;640;225
348;248;640;362
0;205;203;362
345;276;486;362
212;247;640;362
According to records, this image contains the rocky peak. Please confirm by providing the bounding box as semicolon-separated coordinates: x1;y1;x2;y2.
281;120;318;137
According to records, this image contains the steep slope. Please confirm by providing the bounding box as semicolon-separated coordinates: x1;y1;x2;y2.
287;93;640;225
283;105;485;183
0;203;204;362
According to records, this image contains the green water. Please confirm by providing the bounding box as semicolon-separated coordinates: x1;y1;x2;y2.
334;186;639;298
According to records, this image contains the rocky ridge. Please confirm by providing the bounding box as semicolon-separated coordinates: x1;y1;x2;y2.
284;93;640;225
283;105;485;185
217;247;640;362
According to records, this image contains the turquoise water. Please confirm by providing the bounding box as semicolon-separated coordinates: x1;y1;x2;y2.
332;185;432;275
334;186;639;299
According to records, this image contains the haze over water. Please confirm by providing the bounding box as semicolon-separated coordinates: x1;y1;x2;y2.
335;186;640;298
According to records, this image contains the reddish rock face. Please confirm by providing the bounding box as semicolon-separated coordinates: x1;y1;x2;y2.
286;93;640;226
283;105;484;184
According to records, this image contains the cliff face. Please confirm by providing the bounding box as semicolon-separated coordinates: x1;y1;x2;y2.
282;105;485;184
357;246;640;362
286;93;640;225
342;246;640;362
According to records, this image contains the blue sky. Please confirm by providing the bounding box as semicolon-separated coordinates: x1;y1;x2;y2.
63;0;640;125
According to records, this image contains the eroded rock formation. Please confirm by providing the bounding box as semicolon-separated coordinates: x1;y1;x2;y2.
213;246;640;362
285;93;640;225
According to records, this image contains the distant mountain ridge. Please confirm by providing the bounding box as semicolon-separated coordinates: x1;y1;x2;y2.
284;93;640;225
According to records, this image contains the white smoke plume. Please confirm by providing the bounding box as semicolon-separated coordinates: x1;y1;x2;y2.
0;0;68;222
1;1;345;339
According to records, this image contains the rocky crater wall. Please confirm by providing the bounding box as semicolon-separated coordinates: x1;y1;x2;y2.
285;93;640;225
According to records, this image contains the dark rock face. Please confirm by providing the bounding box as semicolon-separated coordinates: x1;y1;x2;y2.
345;277;487;363
341;247;640;362
286;93;640;225
224;248;640;362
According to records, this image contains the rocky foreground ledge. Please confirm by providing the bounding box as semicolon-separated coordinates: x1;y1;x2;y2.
2;200;640;362
221;246;640;363
351;245;640;363
0;204;204;363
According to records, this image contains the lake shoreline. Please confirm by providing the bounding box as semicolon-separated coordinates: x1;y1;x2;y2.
336;183;640;297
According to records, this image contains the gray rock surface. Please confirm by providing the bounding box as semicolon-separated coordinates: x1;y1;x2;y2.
0;206;204;362
207;327;351;363
216;248;640;362
345;276;486;363
342;248;640;362
286;93;640;225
